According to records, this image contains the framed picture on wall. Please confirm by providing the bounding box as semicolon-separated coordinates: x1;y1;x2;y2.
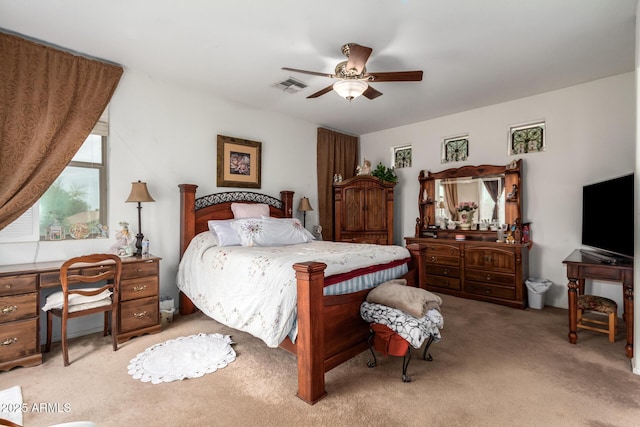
508;121;545;155
217;134;262;188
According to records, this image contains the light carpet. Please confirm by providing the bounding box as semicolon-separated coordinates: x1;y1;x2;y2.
127;333;235;384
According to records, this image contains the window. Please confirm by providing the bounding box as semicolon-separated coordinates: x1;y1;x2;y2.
39;132;108;240
0;112;109;243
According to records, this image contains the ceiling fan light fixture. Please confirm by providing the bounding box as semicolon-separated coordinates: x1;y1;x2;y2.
333;80;368;101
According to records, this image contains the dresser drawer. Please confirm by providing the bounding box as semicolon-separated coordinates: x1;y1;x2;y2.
426;274;461;291
465;281;515;300
0;293;38;323
0;274;37;296
425;243;460;257
465;270;514;287
119;296;159;333
426;264;460;278
122;260;158;280
120;276;159;302
0;318;38;363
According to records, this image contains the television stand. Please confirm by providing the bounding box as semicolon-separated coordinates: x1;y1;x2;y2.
563;249;634;358
578;249;620;265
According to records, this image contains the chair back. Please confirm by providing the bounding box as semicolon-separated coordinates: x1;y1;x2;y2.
59;253;122;311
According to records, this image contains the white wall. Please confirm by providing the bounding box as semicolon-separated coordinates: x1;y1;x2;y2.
0;68;320;340
360;73;635;314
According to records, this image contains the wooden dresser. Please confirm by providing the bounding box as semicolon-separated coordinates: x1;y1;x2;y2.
0;255;161;371
333;175;396;244
408;160;531;309
405;238;529;308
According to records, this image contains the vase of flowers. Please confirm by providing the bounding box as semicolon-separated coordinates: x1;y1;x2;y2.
457;201;478;229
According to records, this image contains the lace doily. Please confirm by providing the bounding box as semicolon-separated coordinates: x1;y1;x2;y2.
127;333;236;384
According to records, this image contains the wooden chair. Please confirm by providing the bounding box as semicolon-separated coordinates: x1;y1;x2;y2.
44;254;122;366
577;294;617;343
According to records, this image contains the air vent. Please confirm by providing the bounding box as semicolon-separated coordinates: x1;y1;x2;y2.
272;77;308;94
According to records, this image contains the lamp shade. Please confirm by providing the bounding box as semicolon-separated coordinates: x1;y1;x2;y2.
298;197;313;212
333;80;368;100
125;181;155;203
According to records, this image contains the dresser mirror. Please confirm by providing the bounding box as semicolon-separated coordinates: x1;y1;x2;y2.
416;160;522;237
434;175;505;225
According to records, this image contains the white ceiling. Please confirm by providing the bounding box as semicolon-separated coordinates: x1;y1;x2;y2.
0;0;636;136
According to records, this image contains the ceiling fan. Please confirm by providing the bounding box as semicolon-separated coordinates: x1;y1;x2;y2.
282;43;423;101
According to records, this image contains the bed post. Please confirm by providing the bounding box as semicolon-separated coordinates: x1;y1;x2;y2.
179;184;198;316
280;190;294;218
293;261;327;404
179;184;198;257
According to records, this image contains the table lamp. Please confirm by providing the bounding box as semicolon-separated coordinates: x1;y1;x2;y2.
125;180;155;255
298;197;313;228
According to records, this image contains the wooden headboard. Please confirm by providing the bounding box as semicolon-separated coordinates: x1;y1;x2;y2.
178;184;294;257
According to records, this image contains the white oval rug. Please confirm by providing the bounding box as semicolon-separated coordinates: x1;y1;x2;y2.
127;333;236;384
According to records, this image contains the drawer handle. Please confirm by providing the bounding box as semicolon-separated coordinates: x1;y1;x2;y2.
443;280;449;288
132;285;147;292
136;268;143;273
1;337;17;346
443;268;449;275
484;287;492;294
486;275;492;281
430;256;437;262
133;311;148;319
484;256;493;263
4;284;11;290
1;305;17;314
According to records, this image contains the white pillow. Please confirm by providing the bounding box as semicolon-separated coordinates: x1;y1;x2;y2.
260;216;316;241
230;218;314;247
207;219;241;246
42;288;113;311
231;203;270;218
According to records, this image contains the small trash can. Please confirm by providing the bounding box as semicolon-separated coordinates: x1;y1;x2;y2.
525;278;552;309
160;296;176;326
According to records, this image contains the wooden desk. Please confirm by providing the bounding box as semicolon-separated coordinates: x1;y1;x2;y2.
562;250;633;358
0;255;161;371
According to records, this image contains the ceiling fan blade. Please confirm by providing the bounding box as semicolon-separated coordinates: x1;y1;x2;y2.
282;67;335;79
366;71;423;82
307;85;334;98
346;44;373;74
362;85;383;100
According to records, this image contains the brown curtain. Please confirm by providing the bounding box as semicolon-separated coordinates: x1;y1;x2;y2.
316;128;358;241
443;181;458;220
483;179;500;221
0;32;123;231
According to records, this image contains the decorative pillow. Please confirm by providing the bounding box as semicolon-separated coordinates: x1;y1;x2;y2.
230;218;315;247
260;216;316;241
231;203;270;219
208;219;241;246
42;288;113;311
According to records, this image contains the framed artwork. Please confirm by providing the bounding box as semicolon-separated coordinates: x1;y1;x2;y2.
217;134;262;188
442;135;469;163
393;145;412;168
509;121;545;155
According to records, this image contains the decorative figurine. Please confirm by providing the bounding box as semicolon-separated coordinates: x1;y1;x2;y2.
356;159;371;175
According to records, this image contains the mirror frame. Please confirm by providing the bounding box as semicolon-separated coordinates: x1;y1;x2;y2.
415;159;522;238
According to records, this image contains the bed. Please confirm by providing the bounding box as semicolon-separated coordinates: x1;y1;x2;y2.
177;184;426;404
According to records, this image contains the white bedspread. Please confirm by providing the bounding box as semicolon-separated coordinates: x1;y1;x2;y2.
176;231;411;347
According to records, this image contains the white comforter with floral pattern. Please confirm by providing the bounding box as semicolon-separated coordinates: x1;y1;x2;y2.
176;231;411;347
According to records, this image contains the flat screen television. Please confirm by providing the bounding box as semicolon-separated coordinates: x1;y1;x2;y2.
581;173;634;263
